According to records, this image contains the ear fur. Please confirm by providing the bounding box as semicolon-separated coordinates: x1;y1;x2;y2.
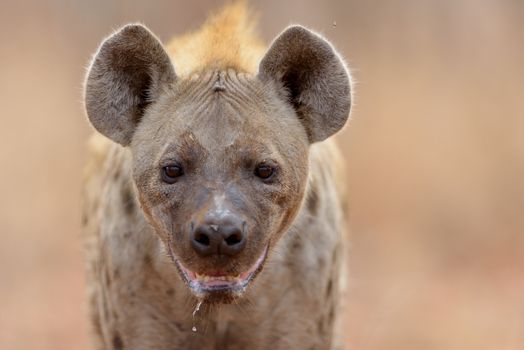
84;24;176;146
259;25;351;143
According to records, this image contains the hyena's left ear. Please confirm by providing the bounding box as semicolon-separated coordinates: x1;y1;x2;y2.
258;26;351;143
84;24;176;146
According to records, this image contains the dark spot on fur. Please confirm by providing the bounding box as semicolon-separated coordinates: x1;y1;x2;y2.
102;297;110;319
104;269;111;287
166;288;175;296
143;254;152;265
307;188;319;215
317;257;326;269
113;168;121;180
326;278;333;297
332;247;338;264
121;186;135;215
112;332;124;350
327;303;335;324
91;313;103;339
81;212;88;226
291;238;302;250
317;317;325;334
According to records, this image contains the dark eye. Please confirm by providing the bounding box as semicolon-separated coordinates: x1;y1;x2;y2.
162;165;184;183
254;164;275;180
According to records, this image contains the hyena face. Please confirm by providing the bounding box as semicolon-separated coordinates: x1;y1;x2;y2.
131;71;310;301
85;25;350;302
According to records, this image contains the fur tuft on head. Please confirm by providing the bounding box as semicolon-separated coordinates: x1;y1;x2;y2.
167;0;265;76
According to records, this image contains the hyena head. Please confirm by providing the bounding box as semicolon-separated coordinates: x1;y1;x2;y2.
84;24;351;302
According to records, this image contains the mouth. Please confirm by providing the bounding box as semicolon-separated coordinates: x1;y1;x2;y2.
172;246;269;299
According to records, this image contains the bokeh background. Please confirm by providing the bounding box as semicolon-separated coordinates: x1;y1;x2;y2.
1;0;523;349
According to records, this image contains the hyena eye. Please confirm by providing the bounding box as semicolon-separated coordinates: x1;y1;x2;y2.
254;164;275;180
162;165;184;183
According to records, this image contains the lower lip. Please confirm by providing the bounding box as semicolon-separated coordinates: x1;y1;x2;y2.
175;246;268;294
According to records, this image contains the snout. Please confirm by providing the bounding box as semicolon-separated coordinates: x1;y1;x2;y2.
168;191;269;301
190;215;246;257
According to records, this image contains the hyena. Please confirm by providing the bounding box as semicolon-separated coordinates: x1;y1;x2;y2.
82;2;351;349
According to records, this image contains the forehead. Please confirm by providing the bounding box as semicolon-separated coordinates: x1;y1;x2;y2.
149;70;301;156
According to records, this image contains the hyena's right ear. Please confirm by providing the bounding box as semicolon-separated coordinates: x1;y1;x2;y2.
84;24;176;146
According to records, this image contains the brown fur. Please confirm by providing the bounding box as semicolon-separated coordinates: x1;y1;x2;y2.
83;2;351;349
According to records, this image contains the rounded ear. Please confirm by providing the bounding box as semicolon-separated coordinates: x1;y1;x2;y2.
84;24;176;146
258;26;351;143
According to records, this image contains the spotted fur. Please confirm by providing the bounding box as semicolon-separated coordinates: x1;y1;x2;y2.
83;2;350;349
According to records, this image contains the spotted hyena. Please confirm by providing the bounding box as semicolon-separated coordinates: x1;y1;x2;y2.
82;2;351;349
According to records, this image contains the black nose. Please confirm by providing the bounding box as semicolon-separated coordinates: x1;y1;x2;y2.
190;217;246;257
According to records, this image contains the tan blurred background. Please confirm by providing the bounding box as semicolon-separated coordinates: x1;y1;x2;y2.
1;0;523;349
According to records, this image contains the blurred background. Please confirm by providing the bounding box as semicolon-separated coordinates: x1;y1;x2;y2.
1;0;523;349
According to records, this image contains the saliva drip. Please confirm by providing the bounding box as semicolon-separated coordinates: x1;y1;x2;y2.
192;300;203;332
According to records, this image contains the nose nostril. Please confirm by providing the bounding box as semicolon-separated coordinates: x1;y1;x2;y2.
194;232;210;246
224;232;242;246
191;222;246;256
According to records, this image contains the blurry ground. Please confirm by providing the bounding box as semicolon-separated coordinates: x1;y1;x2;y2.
0;1;523;349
